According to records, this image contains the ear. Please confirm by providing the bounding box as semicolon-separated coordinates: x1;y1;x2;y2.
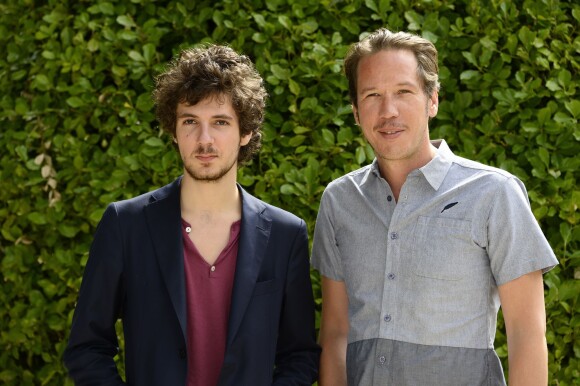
240;132;252;146
173;136;178;144
352;105;360;125
428;91;439;118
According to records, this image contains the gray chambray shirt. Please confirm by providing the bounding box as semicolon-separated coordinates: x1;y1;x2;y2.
311;139;558;386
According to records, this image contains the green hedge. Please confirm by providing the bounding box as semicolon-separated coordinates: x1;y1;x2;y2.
1;0;578;384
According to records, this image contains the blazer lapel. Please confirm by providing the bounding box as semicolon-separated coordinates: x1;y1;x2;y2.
226;187;272;345
144;178;187;340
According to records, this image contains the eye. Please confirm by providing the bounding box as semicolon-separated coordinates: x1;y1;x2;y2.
215;120;229;126
363;92;380;99
182;118;196;125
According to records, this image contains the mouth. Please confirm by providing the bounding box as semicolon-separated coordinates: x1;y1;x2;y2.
374;121;405;136
195;155;218;162
377;129;404;138
380;130;403;134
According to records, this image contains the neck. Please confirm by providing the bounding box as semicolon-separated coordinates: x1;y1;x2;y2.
377;142;437;201
180;171;241;216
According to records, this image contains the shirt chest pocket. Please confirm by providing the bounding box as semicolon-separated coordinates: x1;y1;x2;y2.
412;216;477;281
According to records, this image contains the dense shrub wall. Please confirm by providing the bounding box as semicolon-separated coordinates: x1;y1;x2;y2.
1;0;578;384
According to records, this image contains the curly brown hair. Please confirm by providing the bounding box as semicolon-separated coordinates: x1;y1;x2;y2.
344;28;440;108
152;44;267;164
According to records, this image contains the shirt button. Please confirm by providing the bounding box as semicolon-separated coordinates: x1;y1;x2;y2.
384;314;392;322
387;195;392;202
387;273;396;280
378;355;386;364
210;266;216;272
390;232;398;240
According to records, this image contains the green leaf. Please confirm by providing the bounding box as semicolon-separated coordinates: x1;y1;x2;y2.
98;2;115;15
288;78;300;95
355;146;366;164
564;100;580;118
553;112;574;125
573;8;580;22
293;126;310;134
128;50;144;62
288;135;306;147
136;93;153;112
558;70;572;86
337;127;353;144
278;15;291;30
518;26;535;49
460;70;480;81
117;15;136;28
28;212;47;225
300;97;317;111
252;13;267;28
270;64;290;80
143;43;156;65
299;21;318;34
66;96;84;108
546;79;561;91
365;0;378;12
252;33;267;43
145;137;165;147
280;184;297;195
15;145;28;160
321;129;335;145
118;30;137;41
58;224;79;238
34;74;51;90
538;147;550;167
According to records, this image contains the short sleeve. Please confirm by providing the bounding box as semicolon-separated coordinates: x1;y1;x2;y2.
487;176;558;286
311;189;344;281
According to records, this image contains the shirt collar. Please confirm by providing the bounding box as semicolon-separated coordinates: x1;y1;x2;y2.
418;139;454;191
363;139;454;190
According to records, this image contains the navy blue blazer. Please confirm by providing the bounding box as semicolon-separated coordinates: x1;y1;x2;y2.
64;178;320;385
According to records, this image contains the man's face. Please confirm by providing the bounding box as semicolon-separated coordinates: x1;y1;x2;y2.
174;95;251;182
353;49;438;168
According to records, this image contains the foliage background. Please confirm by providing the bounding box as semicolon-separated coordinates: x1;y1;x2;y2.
1;0;578;384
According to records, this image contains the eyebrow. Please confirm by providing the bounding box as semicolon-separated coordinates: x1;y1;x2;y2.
359;81;419;94
176;112;235;120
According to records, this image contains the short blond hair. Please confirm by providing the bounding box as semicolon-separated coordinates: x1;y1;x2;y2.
344;28;440;107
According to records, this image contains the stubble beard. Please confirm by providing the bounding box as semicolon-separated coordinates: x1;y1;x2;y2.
374;101;432;162
183;144;239;183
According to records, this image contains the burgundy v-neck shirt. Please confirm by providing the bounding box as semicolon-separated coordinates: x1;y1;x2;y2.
181;219;241;386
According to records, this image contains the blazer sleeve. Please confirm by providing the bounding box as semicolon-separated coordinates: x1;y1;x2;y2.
63;204;127;386
273;220;321;385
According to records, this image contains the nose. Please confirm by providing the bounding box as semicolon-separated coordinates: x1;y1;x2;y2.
379;95;398;119
196;124;213;144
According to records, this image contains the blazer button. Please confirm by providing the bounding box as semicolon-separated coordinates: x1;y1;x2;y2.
179;348;187;359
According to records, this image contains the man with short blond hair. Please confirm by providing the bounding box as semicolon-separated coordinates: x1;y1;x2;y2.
312;28;557;386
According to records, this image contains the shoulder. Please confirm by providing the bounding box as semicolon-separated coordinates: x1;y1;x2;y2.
323;164;374;197
446;155;531;211
449;154;527;192
451;154;514;180
109;177;181;214
240;188;304;229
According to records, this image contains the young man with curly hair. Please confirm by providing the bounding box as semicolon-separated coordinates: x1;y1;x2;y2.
64;45;320;386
